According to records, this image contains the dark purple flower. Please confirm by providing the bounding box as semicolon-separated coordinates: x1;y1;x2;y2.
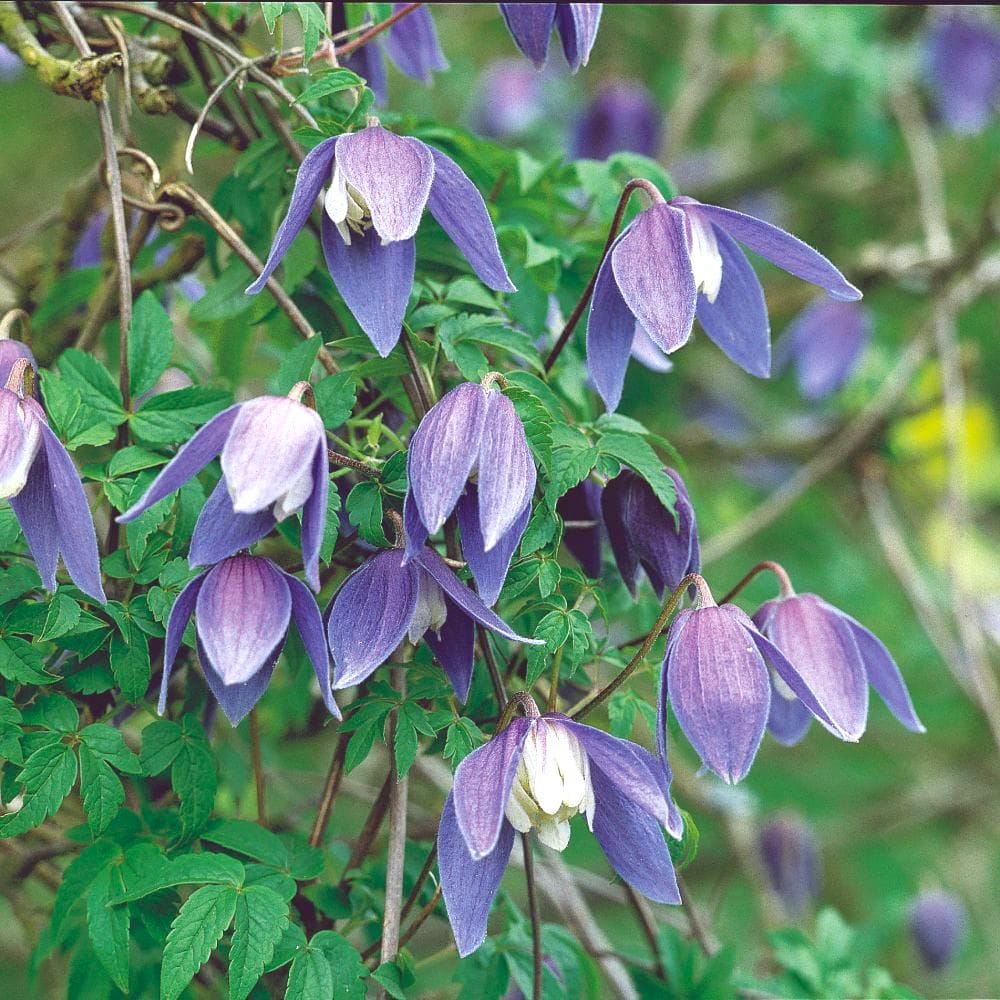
71;210;107;270
556;479;603;578
759;814;821;916
472;59;545;140
246;121;514;357
326;545;541;702
439;700;681;956
601;467;699;599
659;581;848;784
499;4;602;73
162;554;337;726
586;194;862;411
753;592;925;745
925;11;1000;135
775;298;871;400
909;890;967;971
572;79;662;160
117;389;329;591
404;380;536;605
0;355;105;603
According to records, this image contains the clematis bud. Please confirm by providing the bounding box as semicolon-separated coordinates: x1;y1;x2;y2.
404;379;536;604
909;890;967;971
499;4;602;73
162;554;337;726
117;386;329;591
759;814;821;916
572;79;662;160
602;467;700;599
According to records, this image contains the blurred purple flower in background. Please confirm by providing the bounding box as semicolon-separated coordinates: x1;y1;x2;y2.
775;298;871;400
925;10;1000;135
472;59;546;140
247;122;514;356
759;813;822;916
162;554;337;725
499;3;602;72
908;889;967;971
0;42;22;82
572;79;662;160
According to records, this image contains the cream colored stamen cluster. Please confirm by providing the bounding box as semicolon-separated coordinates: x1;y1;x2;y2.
325;163;373;245
504;721;595;851
686;212;723;303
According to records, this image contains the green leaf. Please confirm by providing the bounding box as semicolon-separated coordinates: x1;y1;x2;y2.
161;883;238;1000
140;719;183;775
0;741;77;837
294;67;364;104
173;716;218;839
117;851;245;902
273;335;323;394
0;637;58;685
87;865;130;994
371;962;407;999
57;349;125;426
201;819;289;869
129;290;174;396
109;623;150;703
79;744;125;836
315;371;357;430
80;723;143;774
131;386;232;444
0;696;23;764
526;611;571;686
285;941;334;1000
39;593;82;640
598;431;677;516
345;481;388;547
286;931;368;1000
668;809;700;872
228;885;290;1000
22;692;78;731
443;717;484;767
394;710;419;780
108;445;169;478
51;838;120;939
519;505;557;557
41;372;117;449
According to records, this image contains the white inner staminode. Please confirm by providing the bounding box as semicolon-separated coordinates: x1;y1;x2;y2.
504;721;595;851
686;211;723;303
272;465;314;523
325;162;373;245
771;666;797;702
0;399;41;499
408;573;448;644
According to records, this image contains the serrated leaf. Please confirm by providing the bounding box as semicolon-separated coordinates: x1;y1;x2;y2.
228;885;290;1000
118;851;245;902
525;611;570;686
39;593;81;640
519;505;557;557
393;711;419;780
79;744;124;836
294;67;364;104
131;387;232;445
110;625;150;703
201;819;289;869
87;865;130;993
0;637;58;685
315;371;357;430
285;942;334;1000
57;349;125;426
80;723;143;774
345;481;388;546
51;838;121;939
173;717;218;839
140;719;183;775
0;741;77;837
161;883;238;1000
129;290;174;396
598;431;677;516
371;962;407;999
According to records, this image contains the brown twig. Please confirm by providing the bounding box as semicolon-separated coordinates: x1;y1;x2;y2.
522;833;543;1000
308;732;348;848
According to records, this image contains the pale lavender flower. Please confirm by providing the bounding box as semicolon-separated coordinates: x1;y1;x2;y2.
586;193;862;411
247;121;514;356
759;814;821;916
0;42;22;82
572;79;661;160
162;554;337;725
440;699;681;956
499;4;602;73
472;60;545;140
909;890;967;971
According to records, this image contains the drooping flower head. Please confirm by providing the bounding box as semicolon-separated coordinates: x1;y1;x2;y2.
556;479;604;578
0;355;105;603
247;121;514;357
572;79;662;160
439;695;681;956
117;383;329;591
327;544;541;702
404;377;536;605
908;890;967;972
586;190;862;411
775;298;871;401
499;4;602;73
602;466;700;599
759;813;822;917
472;59;546;140
162;554;337;726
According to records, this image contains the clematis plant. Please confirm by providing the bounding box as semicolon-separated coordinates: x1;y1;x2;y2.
587;188;862;411
499;3;602;73
572;79;662;160
246;120;514;356
117;383;328;591
439;694;681;957
162;554;337;726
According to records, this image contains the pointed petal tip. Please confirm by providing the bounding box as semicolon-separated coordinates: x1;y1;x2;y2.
831;282;864;302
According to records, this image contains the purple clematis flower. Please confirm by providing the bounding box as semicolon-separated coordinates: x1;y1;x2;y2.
602;467;699;600
586;192;862;411
774;298;871;401
759;814;821;916
925;11;1000;135
404;380;536;605
439;698;681;956
908;890;967;972
499;4;602;73
117;386;329;591
0;42;23;82
572;79;662;160
246;120;514;357
0;356;105;603
752;591;925;746
658;577;849;784
326;544;541;702
556;479;604;578
472;59;546;140
162;554;337;726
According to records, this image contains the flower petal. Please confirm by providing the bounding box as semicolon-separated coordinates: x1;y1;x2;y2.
554;3;602;71
402;487;429;560
246;137;338;294
199;636;280;727
424;593;476;703
439;793;515;957
694;202;862;301
383;3;449;82
321;216;414;357
335;126;434;242
117;404;241;523
557;480;603;579
630;323;674;372
695;225;771;377
601;472;641;598
196;556;291;686
344;42;388;105
453;717;531;857
585;233;636;412
457;485;530;605
327;548;420;688
0;389;40;498
300;440;329;593
281;570;340;718
159;572;206;714
782;299;871;400
10;444;59;594
426;147;515;292
767;681;814;746
611;203;697;355
499;3;556;68
188;478;277;568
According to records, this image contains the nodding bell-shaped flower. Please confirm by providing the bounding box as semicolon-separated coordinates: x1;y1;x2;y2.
586;189;862;412
404;378;536;605
0;356;105;604
326;544;542;702
658;576;849;784
572;79;662;160
774;298;871;401
439;697;682;956
246;120;514;357
602;467;700;599
759;813;822;917
162;554;338;726
117;383;329;591
556;479;604;578
908;890;967;972
499;4;602;73
753;587;925;746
